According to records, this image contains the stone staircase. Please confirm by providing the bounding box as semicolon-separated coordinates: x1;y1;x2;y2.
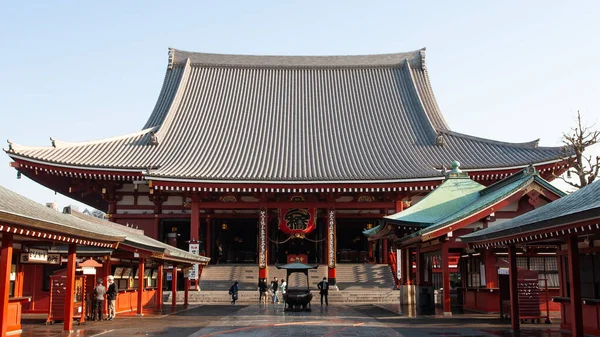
184;263;399;303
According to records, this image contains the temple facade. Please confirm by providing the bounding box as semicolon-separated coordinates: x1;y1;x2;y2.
5;47;571;286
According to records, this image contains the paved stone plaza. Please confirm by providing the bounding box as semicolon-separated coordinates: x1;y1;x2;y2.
20;304;566;337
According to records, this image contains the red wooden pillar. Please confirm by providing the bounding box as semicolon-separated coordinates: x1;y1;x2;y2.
403;248;411;284
171;266;177;307
156;263;164;311
327;208;337;288
567;236;583;337
508;245;520;332
184;277;189;306
484;249;497;288
107;201;117;223
441;243;451;316
382;239;389;264
136;258;145;316
206;216;212;259
189;200;201;291
63;243;77;332
190;200;200;243
0;233;14;337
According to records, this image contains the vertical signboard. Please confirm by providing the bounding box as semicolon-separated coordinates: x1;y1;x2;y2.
397;249;402;280
258;209;267;268
188;243;199;280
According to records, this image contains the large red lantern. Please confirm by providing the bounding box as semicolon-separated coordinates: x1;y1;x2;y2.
279;208;316;236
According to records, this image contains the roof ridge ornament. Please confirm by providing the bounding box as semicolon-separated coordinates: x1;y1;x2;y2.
420;49;427;71
446;161;469;180
6;139;13;152
436;133;445;146
50;137;56;148
149;131;159;146
524;164;537;176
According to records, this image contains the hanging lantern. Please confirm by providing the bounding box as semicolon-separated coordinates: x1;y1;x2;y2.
278;208;316;236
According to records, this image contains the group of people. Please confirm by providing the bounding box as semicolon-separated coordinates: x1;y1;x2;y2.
230;277;329;305
92;275;119;321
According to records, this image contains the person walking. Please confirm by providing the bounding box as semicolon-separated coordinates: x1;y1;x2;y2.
93;278;107;320
318;277;329;306
106;275;118;320
271;277;279;303
229;281;239;305
258;279;268;304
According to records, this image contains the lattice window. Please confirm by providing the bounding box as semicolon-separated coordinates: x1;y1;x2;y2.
466;257;482;288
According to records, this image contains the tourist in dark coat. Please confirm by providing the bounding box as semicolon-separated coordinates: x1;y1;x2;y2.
229;281;239;305
258;279;268;303
318;277;329;305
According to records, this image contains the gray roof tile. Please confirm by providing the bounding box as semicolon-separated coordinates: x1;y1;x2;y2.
0;185;208;264
6;49;567;183
0;185;125;243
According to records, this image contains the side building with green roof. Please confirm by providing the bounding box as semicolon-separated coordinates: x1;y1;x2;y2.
364;162;565;315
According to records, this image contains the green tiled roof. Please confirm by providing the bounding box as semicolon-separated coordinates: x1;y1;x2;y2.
391;167;565;245
384;178;485;226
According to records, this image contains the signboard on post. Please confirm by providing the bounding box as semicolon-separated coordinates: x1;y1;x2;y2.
189;243;199;280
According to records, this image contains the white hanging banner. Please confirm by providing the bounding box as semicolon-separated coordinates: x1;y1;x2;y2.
258;209;267;268
328;210;336;268
397;249;402;280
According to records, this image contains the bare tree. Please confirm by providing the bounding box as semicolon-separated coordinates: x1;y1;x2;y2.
557;111;600;189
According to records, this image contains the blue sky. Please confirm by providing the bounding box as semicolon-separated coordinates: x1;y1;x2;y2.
0;1;598;210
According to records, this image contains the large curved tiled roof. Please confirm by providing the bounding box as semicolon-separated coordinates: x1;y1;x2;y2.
6;48;567;183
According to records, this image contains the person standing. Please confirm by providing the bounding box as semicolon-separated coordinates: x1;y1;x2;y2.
258;279;268;304
318;277;329;305
106;275;118;320
280;279;287;299
271;277;279;303
93;278;107;320
229;281;239;305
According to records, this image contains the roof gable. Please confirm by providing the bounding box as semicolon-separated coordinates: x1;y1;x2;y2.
462;180;599;242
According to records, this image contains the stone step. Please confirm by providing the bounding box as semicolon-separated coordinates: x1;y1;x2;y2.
199;263;396;291
173;290;401;304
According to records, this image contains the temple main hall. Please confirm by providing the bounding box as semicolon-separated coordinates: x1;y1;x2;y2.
5;47;570;287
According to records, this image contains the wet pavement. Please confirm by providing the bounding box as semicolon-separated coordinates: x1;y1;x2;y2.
19;303;568;337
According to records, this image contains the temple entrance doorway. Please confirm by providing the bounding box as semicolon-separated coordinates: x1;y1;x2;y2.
213;219;258;264
270;218;324;265
336;219;373;263
159;219;191;252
